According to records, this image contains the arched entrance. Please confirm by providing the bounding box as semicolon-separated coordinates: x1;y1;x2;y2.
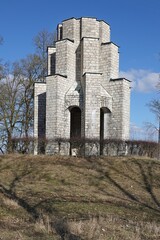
70;106;81;138
70;106;81;155
100;107;111;154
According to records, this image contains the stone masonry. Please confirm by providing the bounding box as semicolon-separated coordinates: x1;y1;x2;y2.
34;17;131;155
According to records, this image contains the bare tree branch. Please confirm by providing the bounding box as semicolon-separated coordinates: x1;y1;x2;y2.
146;99;160;143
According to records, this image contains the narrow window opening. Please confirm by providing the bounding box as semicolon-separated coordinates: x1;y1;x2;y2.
59;26;63;40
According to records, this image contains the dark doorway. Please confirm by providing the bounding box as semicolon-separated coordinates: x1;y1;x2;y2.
70;107;81;155
100;108;104;140
70;107;81;139
100;108;104;151
100;107;110;155
38;92;46;154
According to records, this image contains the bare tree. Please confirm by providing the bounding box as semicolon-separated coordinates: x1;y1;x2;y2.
0;36;4;79
33;30;55;81
0;66;24;152
0;30;56;153
13;54;42;137
146;99;160;143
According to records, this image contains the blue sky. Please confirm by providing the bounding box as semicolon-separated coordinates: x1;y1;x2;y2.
0;0;160;140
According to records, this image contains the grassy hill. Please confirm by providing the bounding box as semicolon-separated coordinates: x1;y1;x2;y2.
0;154;160;239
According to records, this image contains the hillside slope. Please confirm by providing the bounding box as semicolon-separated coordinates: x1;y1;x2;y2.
0;154;160;239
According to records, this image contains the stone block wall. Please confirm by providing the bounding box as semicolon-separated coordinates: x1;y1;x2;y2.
83;73;102;139
47;47;56;75
107;79;130;139
81;18;100;39
34;83;46;154
99;20;110;43
82;38;99;74
100;42;119;81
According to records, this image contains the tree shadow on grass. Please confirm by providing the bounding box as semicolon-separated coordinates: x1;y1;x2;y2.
0;165;81;240
0;170;40;220
1;156;160;238
133;160;160;208
51;156;160;216
91;158;160;216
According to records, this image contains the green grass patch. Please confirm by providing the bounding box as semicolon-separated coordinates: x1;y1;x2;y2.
1;154;160;239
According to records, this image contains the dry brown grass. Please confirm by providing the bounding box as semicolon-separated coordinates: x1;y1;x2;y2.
0;154;160;239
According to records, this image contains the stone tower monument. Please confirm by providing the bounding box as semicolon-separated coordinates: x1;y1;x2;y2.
34;17;130;155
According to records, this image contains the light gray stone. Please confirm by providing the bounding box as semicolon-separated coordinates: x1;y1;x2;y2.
34;17;131;155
